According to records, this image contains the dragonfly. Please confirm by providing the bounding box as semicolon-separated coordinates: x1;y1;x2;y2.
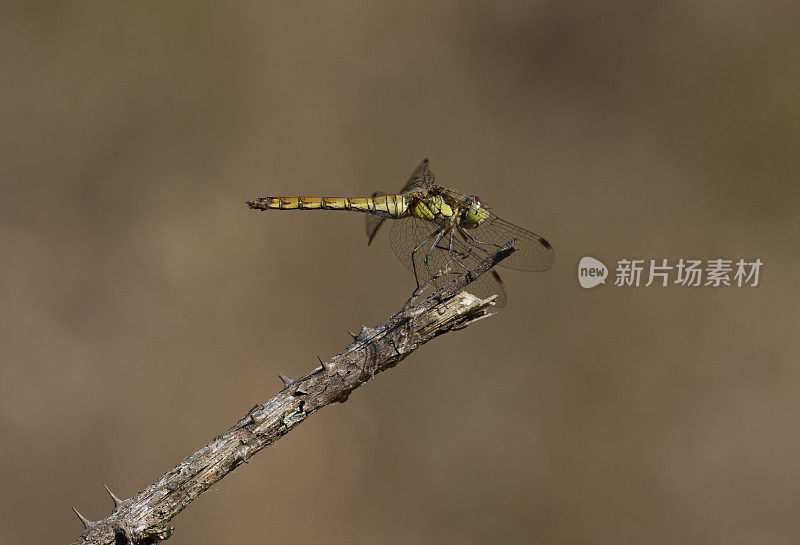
247;159;554;306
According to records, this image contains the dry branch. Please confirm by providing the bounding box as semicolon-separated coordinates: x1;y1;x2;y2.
69;243;516;545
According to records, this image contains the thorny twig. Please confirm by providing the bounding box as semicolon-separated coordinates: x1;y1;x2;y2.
69;243;517;545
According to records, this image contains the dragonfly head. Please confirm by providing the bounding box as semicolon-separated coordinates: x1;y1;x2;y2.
461;196;489;229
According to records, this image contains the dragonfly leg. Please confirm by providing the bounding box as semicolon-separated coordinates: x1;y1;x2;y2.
457;227;493;258
424;229;446;281
423;229;448;302
448;229;471;273
461;228;503;251
409;228;443;291
456;228;509;304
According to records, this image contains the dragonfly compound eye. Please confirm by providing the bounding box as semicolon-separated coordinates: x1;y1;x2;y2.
461;197;489;229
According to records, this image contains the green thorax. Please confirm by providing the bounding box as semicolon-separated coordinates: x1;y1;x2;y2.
409;193;489;230
410;194;455;224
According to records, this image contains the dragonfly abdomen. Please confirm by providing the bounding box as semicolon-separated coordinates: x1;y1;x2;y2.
247;195;409;218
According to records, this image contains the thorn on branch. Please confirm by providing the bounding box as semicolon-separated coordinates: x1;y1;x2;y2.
317;355;334;371
72;506;94;529
103;483;125;510
278;373;292;387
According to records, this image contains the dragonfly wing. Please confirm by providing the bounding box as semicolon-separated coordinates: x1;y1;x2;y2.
398;158;435;196
483;270;508;307
385;216;441;276
437;228;512;305
385;218;509;305
466;212;555;272
455;269;508;307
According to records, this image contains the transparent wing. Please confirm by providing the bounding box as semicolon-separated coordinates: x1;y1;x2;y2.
385;216;440;274
397;158;435;196
465;211;555;272
385;216;508;306
365;158;435;245
482;270;507;308
455;269;507;307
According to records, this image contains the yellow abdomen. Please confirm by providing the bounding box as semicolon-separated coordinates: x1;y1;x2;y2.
247;195;410;219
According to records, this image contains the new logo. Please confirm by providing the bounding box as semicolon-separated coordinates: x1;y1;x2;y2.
578;257;608;288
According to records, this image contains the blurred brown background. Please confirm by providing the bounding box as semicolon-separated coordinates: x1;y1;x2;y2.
2;2;799;544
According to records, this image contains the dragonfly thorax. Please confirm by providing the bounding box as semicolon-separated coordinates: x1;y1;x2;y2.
410;194;455;225
410;194;489;230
